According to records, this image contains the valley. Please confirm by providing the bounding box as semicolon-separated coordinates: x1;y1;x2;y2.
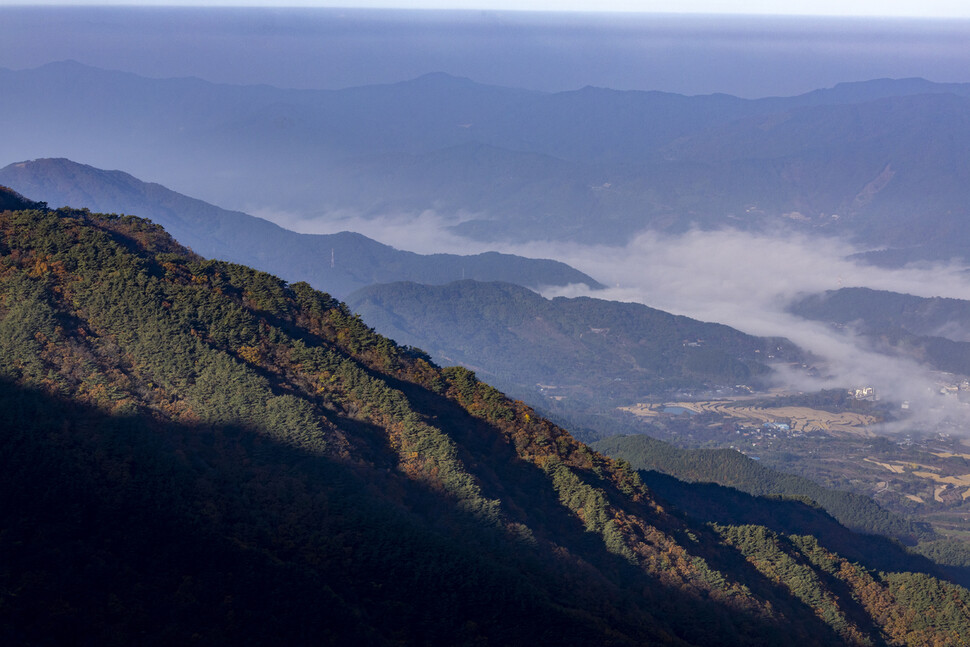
5;7;970;643
621;397;879;436
618;388;970;539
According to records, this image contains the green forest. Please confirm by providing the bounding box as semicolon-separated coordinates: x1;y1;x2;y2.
593;434;934;545
3;199;970;645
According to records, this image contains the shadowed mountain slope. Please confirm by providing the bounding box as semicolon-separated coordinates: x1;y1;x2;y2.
0;185;44;211
593;433;932;546
3;202;970;645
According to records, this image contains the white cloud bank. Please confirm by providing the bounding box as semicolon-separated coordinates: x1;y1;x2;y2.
265;207;970;432
529;228;970;432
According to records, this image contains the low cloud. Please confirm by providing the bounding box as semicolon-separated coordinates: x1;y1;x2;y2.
527;228;970;433
258;207;970;433
247;206;491;255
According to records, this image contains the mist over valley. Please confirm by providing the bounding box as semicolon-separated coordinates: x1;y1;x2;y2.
7;7;970;643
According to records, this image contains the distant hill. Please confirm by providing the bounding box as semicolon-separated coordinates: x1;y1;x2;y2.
0;158;601;297
4;203;970;645
593;433;932;546
658;93;970;254
0;185;43;211
6;62;970;258
790;287;970;376
346;280;804;431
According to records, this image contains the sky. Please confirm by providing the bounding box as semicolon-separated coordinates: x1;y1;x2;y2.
3;6;969;97
3;0;970;18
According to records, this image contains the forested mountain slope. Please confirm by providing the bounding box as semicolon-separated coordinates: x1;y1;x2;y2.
593;434;932;546
3;204;970;645
0;158;600;297
791;288;970;338
346;279;804;434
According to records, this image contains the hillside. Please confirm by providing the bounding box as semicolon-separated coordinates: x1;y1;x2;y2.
4;204;969;643
346;279;804;435
0;159;601;297
790;287;970;376
0;185;44;211
593;434;932;546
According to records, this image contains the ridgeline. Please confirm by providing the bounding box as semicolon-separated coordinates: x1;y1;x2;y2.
2;202;970;645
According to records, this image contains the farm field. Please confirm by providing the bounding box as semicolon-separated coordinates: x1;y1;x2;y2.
622;400;877;435
621;396;970;537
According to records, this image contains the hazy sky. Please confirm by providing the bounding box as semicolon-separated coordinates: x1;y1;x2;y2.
0;1;956;18
3;6;969;97
4;0;970;17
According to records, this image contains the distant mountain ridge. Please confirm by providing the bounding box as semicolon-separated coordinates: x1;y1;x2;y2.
790;287;970;376
5;62;970;259
0;158;601;297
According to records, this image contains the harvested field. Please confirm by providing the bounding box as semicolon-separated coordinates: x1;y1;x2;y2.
933;451;970;460
622;400;877;436
620;403;661;417
912;471;970;487
865;459;907;474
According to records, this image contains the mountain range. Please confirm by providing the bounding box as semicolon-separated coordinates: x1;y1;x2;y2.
5;62;970;262
0;157;817;441
4;199;970;645
0;158;600;297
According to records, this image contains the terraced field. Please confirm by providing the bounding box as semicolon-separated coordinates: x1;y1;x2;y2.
621;400;877;436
